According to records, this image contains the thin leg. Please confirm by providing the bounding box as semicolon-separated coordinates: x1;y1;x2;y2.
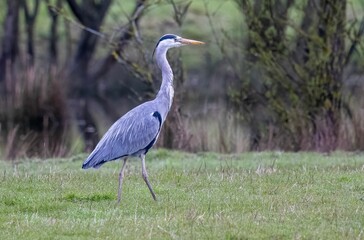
141;154;157;201
117;158;128;204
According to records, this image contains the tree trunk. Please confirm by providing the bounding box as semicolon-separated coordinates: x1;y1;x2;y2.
22;0;40;64
66;0;112;151
312;0;346;151
236;0;294;150
0;0;20;85
46;0;62;64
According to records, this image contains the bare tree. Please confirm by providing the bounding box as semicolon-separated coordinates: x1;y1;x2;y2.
65;0;114;151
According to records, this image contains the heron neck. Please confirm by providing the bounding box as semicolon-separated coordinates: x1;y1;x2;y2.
155;48;174;109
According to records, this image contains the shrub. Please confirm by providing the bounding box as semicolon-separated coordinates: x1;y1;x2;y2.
0;65;71;159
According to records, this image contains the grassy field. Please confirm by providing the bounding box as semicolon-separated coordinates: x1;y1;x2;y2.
1;150;364;239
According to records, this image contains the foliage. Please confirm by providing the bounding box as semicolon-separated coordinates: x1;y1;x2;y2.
0;150;364;239
215;0;364;151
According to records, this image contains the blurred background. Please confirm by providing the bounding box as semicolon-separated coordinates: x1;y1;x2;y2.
0;0;363;159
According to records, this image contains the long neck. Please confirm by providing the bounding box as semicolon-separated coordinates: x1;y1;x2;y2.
155;47;174;109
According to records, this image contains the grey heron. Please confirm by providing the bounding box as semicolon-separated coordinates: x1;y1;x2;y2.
82;34;204;203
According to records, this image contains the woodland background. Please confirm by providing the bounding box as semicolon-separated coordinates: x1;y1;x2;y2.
0;0;363;159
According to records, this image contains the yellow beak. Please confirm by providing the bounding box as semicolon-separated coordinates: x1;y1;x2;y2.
179;38;205;45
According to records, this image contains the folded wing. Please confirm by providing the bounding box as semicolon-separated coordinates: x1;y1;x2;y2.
82;109;162;169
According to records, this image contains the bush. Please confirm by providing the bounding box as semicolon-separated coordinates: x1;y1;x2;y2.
0;65;71;159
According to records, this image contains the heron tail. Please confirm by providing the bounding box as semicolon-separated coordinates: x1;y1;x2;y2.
82;149;123;169
82;159;92;169
82;150;103;169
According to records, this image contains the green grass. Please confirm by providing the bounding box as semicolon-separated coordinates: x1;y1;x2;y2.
1;150;364;239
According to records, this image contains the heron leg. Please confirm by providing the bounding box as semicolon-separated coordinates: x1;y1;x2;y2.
141;154;157;201
117;158;128;204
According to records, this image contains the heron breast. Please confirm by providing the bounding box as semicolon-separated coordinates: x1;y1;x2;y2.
169;86;174;109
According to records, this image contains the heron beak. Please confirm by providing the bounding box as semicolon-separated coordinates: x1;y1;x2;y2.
179;38;205;45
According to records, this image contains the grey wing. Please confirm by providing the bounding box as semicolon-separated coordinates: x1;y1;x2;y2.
82;110;162;169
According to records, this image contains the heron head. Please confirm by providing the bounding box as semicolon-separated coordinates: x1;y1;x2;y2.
153;34;204;57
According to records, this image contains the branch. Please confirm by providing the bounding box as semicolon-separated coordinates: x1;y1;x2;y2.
90;0;147;82
168;0;192;26
45;0;62;18
345;17;364;65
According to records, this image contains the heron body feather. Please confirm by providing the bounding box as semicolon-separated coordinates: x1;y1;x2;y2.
82;99;167;169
